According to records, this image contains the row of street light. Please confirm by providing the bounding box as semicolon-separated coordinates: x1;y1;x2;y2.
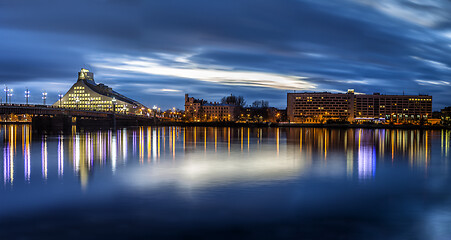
3;86;50;105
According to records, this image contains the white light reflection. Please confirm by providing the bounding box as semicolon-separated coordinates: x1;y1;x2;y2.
112;132;117;173
74;133;80;174
24;126;31;182
58;135;64;178
41;136;47;180
123;129;127;163
121;148;309;191
152;128;157;160
358;130;376;180
147;127;151;162
3;142;12;186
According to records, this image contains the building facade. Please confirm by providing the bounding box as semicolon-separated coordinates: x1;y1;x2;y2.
52;68;148;115
287;91;354;123
185;94;239;121
287;90;432;123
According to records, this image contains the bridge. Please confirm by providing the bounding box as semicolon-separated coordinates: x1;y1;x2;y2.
0;104;159;130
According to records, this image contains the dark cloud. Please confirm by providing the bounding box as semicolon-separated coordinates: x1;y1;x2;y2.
0;0;450;109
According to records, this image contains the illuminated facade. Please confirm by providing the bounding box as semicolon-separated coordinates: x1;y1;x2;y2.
185;94;239;121
287;91;354;123
287;90;432;123
52;68;147;114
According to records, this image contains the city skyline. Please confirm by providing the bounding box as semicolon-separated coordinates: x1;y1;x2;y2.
1;1;451;110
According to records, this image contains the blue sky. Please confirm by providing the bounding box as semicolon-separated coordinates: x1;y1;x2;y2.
0;0;450;110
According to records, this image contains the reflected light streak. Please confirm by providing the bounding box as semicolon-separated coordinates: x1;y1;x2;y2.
99;131;103;166
173;127;176;159
139;127;144;164
214;128;217;152
123;129;128;162
41;136;47;180
228;128;231;155
112;133;117;173
58;135;64;178
276;128;279;156
194;127;197;149
247;128;250;152
358;130;376;180
241;127;243;152
157;128;160;160
132;130;137;158
147;127;151;162
24;126;31;182
74;134;80;174
3;134;13;186
152;128;157;160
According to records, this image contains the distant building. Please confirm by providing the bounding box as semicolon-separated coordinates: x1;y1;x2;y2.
185;94;239;121
53;68;148;115
440;106;451;125
287;90;432;123
239;107;285;123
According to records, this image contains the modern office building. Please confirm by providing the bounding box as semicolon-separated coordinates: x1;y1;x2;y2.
185;94;239;121
287;90;432;123
287;91;354;123
52;68;148;114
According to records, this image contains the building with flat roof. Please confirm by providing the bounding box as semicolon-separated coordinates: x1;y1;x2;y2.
287;90;432;123
185;94;239;121
52;68;148;115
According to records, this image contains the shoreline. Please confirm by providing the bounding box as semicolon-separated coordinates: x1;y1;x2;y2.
156;121;451;130
2;121;450;130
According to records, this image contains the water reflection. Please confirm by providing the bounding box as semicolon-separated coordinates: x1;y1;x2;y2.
0;125;448;189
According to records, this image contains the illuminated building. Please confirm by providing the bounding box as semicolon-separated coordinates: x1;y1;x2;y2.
52;68;147;114
185;94;239;121
287;91;354;123
287;90;432;123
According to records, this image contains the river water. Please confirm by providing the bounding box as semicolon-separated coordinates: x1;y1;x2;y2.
1;125;451;239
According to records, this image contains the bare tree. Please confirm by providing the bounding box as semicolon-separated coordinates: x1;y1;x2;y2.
221;94;246;107
251;100;269;108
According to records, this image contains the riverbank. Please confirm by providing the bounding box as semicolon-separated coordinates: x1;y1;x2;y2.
2;121;450;131
157;121;451;130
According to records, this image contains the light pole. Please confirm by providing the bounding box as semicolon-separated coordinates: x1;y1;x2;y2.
58;94;63;108
4;86;8;104
42;91;47;105
25;89;30;105
112;97;116;113
8;89;13;104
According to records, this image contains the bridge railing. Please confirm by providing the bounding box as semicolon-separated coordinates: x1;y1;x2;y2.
0;104;155;119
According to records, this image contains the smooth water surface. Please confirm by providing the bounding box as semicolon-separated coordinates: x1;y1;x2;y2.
1;125;451;239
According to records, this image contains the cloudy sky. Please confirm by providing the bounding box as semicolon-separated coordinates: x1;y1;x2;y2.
1;0;450;110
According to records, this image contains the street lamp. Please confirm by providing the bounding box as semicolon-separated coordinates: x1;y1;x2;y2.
42;91;47;105
112;97;116;113
25;89;30;105
58;94;63;108
8;89;13;104
4;86;8;104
